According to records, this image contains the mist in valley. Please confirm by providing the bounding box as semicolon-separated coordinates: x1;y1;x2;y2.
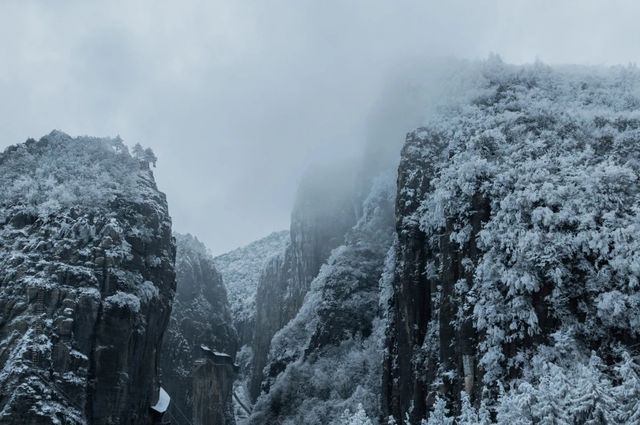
2;2;640;425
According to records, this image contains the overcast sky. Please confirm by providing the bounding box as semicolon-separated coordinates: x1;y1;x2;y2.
1;1;640;254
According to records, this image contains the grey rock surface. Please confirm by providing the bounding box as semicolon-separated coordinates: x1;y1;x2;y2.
160;233;238;425
0;132;176;424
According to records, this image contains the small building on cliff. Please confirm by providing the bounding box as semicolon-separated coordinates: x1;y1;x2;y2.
149;387;171;424
192;345;238;425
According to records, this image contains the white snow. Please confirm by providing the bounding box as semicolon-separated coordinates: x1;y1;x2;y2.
105;291;141;313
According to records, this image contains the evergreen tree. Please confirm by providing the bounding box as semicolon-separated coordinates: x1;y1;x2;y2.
613;352;640;424
144;147;157;167
496;382;535;425
457;392;479;425
340;403;373;425
570;357;615;425
132;143;145;161
531;364;570;425
477;399;492;425
131;143;158;167
424;396;453;425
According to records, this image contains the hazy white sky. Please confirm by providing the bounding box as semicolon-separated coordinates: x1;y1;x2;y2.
1;0;639;254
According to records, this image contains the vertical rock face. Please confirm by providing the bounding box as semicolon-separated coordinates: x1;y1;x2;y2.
384;63;640;423
213;231;290;423
192;349;238;425
382;130;486;423
0;131;175;424
160;234;238;425
249;172;396;425
248;164;359;402
214;230;290;348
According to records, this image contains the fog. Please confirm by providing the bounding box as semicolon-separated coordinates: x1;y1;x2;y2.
1;0;639;254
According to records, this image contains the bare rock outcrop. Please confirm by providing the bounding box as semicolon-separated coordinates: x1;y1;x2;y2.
248;164;359;402
0;131;175;424
160;234;238;425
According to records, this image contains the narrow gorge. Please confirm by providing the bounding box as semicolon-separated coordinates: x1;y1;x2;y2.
3;60;640;425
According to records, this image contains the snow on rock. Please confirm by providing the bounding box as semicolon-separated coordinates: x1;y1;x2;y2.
104;291;141;313
214;230;289;346
249;171;396;425
160;233;237;425
247;163;360;405
0;131;175;424
384;59;640;423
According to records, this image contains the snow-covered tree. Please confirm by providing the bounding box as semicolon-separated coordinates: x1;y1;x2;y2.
423;396;453;425
613;351;640;424
531;364;570;425
132;143;157;167
457;392;479;425
477;399;492;425
132;142;145;160
340;403;373;425
0;131;143;216
144;147;157;167
496;382;535;425
569;357;615;425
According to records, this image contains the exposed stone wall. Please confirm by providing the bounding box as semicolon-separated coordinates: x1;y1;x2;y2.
0;136;176;424
160;234;238;425
382;131;491;423
192;358;236;425
248;164;359;402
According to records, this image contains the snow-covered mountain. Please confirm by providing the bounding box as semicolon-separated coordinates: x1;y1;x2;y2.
384;61;640;424
248;162;360;403
249;171;396;424
233;60;640;425
214;230;289;346
0;131;175;424
4;60;640;425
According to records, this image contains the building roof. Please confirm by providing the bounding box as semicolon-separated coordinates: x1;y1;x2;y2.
150;387;170;413
197;344;239;372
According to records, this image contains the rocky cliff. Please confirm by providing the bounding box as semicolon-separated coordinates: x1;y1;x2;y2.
384;62;640;423
0;131;175;424
249;172;396;425
248;163;359;402
214;230;289;348
160;233;238;425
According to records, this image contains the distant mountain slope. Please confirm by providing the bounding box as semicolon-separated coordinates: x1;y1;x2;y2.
248;163;359;403
0;131;175;424
249;171;396;425
214;230;289;345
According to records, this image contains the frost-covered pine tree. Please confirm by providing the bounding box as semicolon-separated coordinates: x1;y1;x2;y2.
569;356;615;425
496;382;535;425
131;143;157;167
613;352;640;424
144;147;157;167
132;142;145;161
477;399;492;425
457;392;479;425
531;364;570;425
340;403;373;425
423;396;453;425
